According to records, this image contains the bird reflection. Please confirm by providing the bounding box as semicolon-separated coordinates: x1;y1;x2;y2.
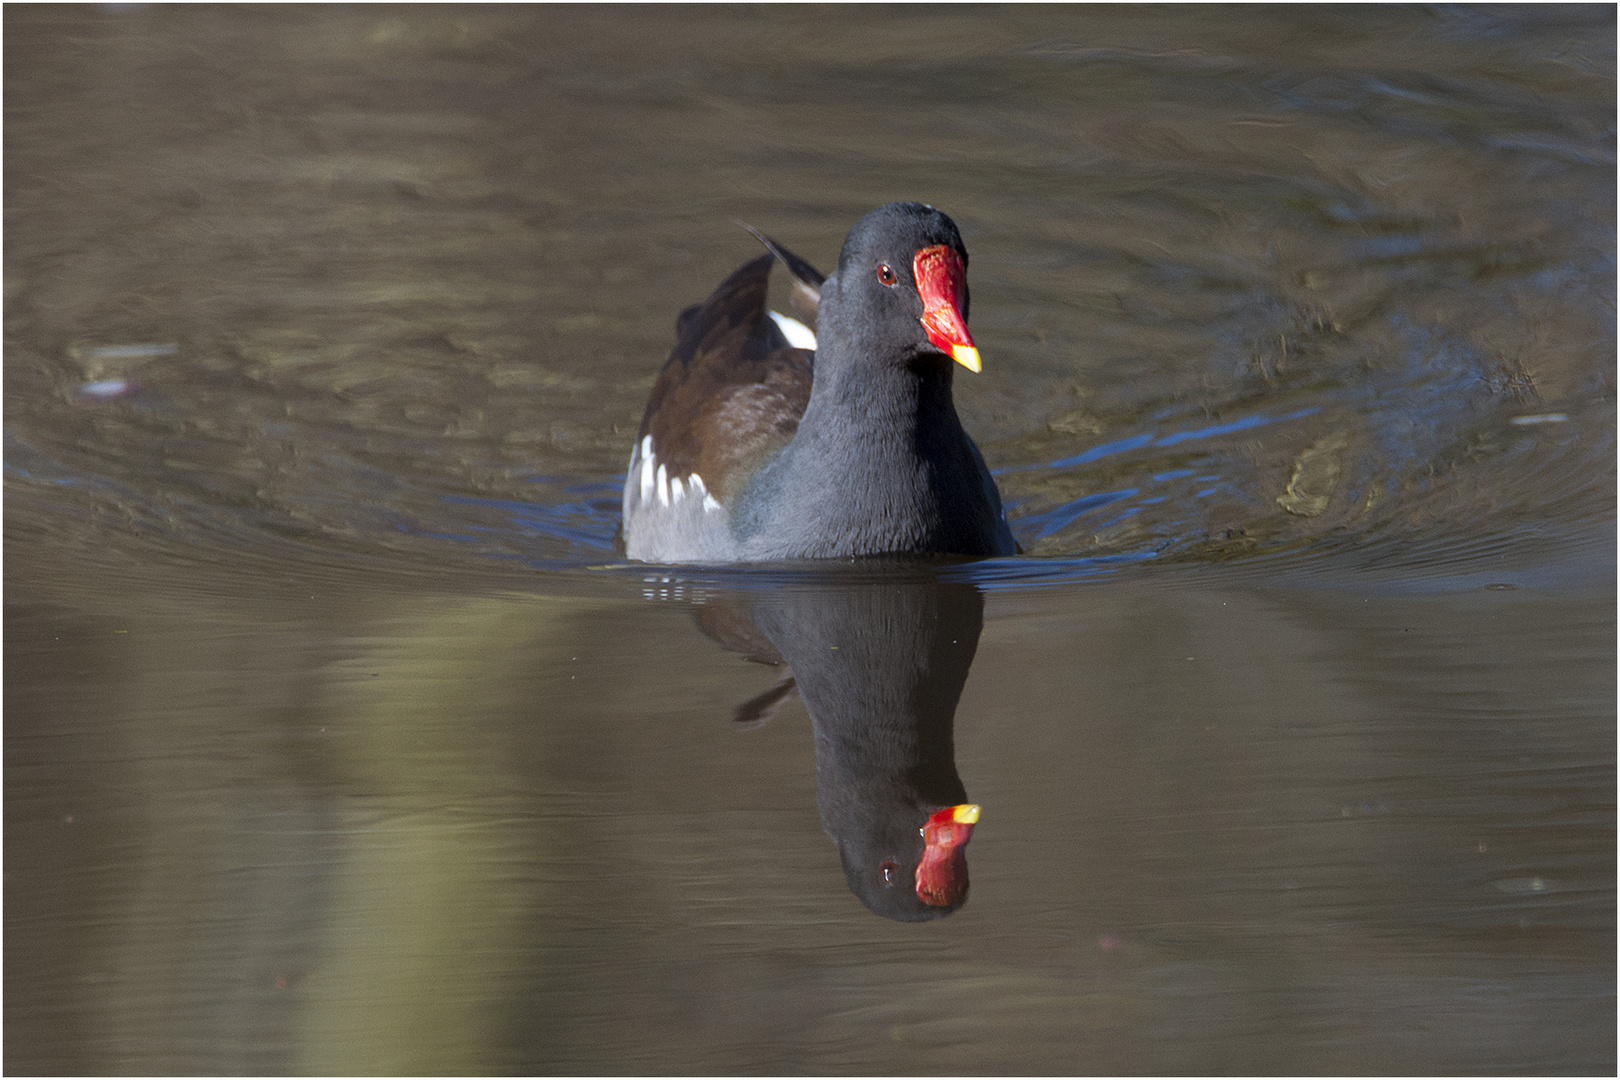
692;571;984;921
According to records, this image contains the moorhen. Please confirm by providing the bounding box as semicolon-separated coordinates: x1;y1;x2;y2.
622;202;1016;563
696;575;984;921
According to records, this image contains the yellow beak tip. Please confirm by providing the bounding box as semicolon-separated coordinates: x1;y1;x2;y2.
951;344;982;373
952;804;981;825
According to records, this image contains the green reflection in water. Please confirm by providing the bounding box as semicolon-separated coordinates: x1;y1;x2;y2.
287;599;580;1075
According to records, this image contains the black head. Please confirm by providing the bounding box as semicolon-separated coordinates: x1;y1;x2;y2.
817;202;978;373
836;203;968;283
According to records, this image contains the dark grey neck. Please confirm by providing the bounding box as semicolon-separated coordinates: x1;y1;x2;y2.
735;353;970;559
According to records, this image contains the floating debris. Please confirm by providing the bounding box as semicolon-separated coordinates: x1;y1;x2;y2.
1278;434;1348;517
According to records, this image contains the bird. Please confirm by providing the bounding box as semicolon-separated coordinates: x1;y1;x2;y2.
697;574;986;921
755;578;985;921
622;202;1016;563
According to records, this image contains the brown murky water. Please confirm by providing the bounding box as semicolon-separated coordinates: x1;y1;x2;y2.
6;5;1614;1074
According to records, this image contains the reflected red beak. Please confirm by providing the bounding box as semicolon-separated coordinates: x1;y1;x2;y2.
915;803;980;907
913;245;981;372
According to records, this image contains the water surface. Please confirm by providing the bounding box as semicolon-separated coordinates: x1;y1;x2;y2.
6;5;1613;1074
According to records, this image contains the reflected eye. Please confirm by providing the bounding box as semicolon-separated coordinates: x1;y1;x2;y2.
876;263;898;286
880;860;899;885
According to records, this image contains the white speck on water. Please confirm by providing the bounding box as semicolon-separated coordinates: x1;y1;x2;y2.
79;379;131;398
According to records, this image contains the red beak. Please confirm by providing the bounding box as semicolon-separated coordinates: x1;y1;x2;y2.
912;245;981;372
914;803;980;907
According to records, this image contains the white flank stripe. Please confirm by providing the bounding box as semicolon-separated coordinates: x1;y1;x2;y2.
656;463;670;507
689;473;724;513
670;475;686;504
639;448;656;503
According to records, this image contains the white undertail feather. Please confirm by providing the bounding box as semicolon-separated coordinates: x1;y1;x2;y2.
768;310;817;350
656;462;670;506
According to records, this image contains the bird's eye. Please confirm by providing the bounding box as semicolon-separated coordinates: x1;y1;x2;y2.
880;860;899;885
876;263;898;286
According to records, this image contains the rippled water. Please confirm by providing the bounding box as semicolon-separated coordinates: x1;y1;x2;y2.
6;5;1614;1074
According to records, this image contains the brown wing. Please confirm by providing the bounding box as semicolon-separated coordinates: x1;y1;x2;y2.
637;253;814;502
